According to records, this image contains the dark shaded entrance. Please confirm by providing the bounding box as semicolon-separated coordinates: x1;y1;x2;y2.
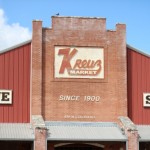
55;144;103;150
0;141;33;150
139;142;150;150
48;142;126;150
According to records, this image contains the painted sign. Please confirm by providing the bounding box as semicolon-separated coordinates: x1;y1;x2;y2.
55;46;104;79
0;90;12;104
143;93;150;107
58;95;100;102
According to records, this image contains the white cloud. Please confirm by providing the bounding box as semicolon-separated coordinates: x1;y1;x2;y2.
0;9;31;51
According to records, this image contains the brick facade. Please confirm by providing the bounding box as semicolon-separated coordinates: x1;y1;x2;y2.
31;20;43;115
34;128;47;150
32;16;127;123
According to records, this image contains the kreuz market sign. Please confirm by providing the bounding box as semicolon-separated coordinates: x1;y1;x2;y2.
55;47;104;79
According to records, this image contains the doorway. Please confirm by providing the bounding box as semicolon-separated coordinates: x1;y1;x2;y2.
55;143;103;150
0;141;33;150
139;142;150;150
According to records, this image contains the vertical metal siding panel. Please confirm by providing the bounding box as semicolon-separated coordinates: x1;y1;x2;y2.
18;44;31;123
136;53;139;123
137;54;143;124
127;49;133;119
142;57;147;124
0;55;4;122
141;56;146;124
0;55;2;122
132;51;137;122
13;49;19;122
27;44;31;122
145;57;150;124
23;45;30;122
148;58;150;124
18;48;24;122
3;53;9;122
8;51;14;122
23;47;27;122
0;55;2;121
4;53;8;88
133;52;144;124
147;57;150;90
132;51;138;123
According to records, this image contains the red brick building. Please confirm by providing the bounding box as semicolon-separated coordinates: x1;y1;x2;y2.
0;16;150;150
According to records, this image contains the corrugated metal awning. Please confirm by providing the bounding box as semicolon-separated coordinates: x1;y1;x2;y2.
46;121;127;142
0;123;34;141
137;125;150;141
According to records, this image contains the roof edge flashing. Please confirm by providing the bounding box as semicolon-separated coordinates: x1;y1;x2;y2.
127;44;150;58
0;39;32;54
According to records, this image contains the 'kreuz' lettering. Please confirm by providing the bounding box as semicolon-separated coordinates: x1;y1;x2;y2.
58;48;77;74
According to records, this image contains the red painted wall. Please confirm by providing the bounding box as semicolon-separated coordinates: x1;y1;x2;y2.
0;43;31;123
127;48;150;124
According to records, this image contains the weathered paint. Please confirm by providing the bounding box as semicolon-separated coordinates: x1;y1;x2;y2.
127;48;150;124
0;43;31;123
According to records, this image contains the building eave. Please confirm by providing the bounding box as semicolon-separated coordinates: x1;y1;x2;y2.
127;44;150;58
0;39;32;54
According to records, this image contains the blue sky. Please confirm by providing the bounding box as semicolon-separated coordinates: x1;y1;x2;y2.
0;0;150;54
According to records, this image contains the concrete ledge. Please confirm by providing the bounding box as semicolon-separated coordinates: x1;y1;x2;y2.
119;116;137;131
